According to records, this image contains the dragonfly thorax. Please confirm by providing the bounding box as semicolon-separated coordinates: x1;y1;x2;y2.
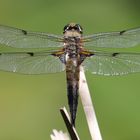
65;45;79;57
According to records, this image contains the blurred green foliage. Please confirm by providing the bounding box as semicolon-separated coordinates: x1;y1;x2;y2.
0;0;140;140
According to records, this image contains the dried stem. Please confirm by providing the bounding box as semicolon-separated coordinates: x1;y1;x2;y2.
79;66;102;140
59;66;102;140
60;107;80;140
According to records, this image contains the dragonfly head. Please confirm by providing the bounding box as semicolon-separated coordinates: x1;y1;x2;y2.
63;23;83;34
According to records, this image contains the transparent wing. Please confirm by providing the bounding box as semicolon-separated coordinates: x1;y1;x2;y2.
0;25;64;49
83;27;140;49
83;51;140;76
0;51;65;74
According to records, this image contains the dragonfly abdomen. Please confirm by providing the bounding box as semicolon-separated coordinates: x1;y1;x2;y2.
67;79;79;126
66;55;80;126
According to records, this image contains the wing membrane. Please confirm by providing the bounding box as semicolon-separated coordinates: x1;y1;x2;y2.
0;51;65;74
0;25;64;49
83;51;140;75
83;27;140;48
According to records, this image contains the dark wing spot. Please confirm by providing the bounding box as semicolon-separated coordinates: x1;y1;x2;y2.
120;30;126;35
27;52;34;56
0;53;1;55
22;29;27;35
51;53;56;56
112;52;119;57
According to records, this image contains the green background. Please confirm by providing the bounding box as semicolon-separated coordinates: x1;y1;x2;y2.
0;0;140;139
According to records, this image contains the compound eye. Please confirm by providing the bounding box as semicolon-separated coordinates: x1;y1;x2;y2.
76;24;83;33
63;24;69;32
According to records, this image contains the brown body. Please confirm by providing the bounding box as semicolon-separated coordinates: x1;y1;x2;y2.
63;23;84;126
66;56;80;126
50;23;92;126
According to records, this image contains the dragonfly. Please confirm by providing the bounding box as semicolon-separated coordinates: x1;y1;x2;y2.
0;23;140;126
